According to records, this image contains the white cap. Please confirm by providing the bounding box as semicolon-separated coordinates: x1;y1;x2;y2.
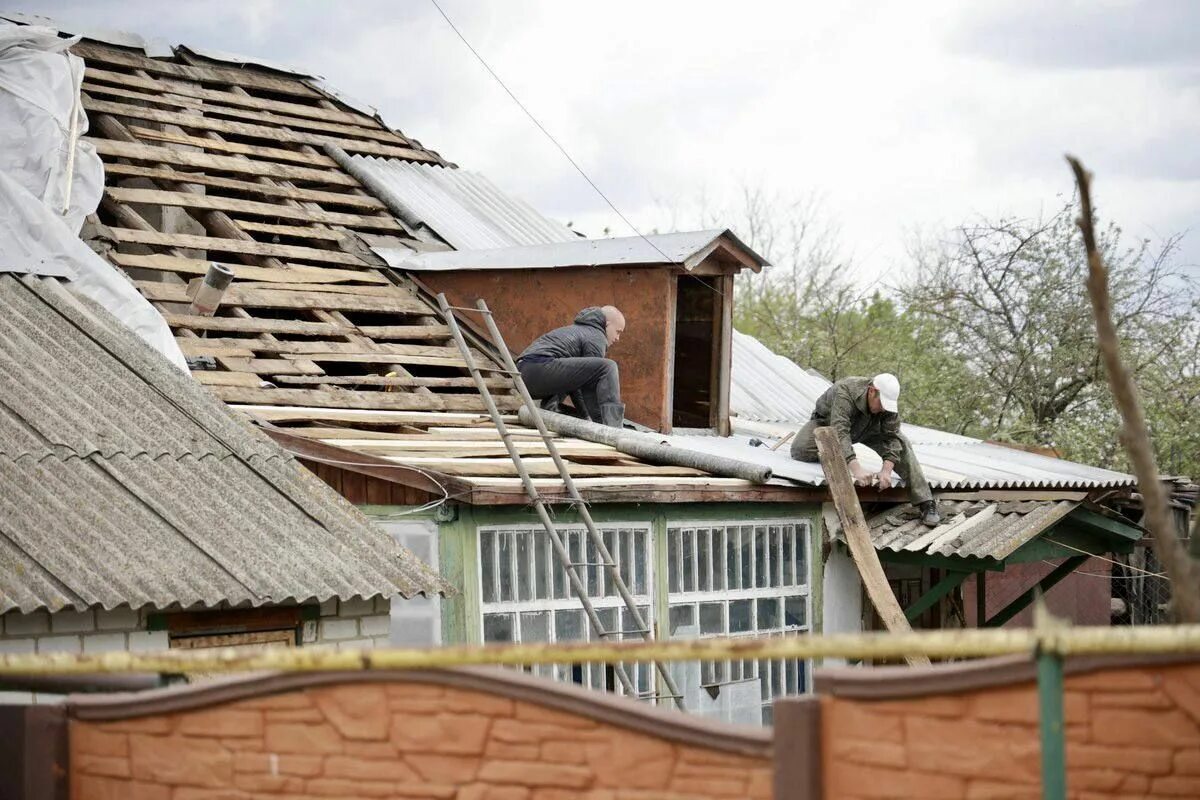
872;373;900;413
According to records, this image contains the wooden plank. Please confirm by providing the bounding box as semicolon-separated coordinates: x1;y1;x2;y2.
72;42;322;99
179;341;256;357
85;98;438;162
110;253;387;285
85;66;376;126
231;221;349;241
231;406;509;426
161;314;349;336
110;227;364;266
136;281;429;314
814;426;929;667
228;281;405;297
395;458;702;479
192;371;261;387
82;79;407;145
279;352;469;368
217;357;324;376
215;386;519;412
276;375;504;389
126;125;335;168
101;162;385;210
104;186;400;231
174;338;461;356
358;324;452;340
87;138;359;186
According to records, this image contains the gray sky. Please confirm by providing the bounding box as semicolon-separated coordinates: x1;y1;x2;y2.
20;0;1200;282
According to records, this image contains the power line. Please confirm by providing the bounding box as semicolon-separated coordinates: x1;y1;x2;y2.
428;0;675;265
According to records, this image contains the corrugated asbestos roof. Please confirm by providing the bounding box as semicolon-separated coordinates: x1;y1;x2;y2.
350;156;576;251
723;330;1137;490
0;274;449;614
376;229;770;273
860;499;1080;560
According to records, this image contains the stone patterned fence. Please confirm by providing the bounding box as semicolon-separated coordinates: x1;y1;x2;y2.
64;668;772;799
775;654;1200;799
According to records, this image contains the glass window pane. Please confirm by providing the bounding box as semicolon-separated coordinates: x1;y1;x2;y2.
730;599;753;633
555;609;584;642
595;608;617;642
669;604;696;637
603;529;617;596
786;658;798;694
668;529;681;593
699;602;724;634
782;527;795;586
759;660;772;700
521;611;550;643
785;596;807;628
773;526;784;587
534;532;549;599
498;532;514;602
730;659;742;681
480;530;496;603
483;613;514;642
516;531;532;601
740;527;753;589
726;527;739;590
682;530;696;592
697;528;710;591
634;530;647;596
552;533;566;599
585;533;600;597
757;597;781;630
755;526;769;589
713;527;726;591
772;658;785;696
795;526;807;586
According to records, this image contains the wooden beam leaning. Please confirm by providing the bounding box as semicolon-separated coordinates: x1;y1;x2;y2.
87;138;360;187
814;426;930;666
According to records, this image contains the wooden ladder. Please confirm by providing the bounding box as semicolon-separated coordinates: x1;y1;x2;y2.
437;294;685;709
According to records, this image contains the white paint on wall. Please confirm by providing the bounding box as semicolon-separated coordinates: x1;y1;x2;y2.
377;519;442;646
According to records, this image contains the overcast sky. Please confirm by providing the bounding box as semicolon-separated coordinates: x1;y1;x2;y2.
19;0;1200;284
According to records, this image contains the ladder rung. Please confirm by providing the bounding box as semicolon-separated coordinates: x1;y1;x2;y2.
599;629;651;638
444;305;493;314
569;561;612;567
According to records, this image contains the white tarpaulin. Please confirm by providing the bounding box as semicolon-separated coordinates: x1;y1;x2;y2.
0;24;187;371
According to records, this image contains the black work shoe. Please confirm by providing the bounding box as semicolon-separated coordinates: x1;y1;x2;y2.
919;500;941;527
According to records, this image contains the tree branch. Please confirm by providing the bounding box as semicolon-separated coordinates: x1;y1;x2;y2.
1068;155;1200;622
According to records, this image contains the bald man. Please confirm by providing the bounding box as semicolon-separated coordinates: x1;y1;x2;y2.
516;306;627;428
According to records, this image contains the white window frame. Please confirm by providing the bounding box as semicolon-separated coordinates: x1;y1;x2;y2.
477;522;655;697
665;518;812;724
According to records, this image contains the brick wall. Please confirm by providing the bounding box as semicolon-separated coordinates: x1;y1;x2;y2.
815;659;1200;798
67;670;772;799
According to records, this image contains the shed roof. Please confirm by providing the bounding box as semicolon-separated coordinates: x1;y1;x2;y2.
0;273;449;614
377;229;769;273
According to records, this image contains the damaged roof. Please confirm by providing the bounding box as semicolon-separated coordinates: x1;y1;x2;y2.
726;330;1137;491
0;272;450;614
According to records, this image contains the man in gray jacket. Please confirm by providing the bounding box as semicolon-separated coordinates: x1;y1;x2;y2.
516;306;627;428
791;373;940;526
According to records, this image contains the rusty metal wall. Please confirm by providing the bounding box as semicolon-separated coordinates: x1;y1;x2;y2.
423;266;678;432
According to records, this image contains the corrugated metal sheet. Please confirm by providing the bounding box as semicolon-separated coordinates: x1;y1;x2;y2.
375;228;770;273
0;274;449;613
350;156;576;251
856;499;1080;560
723;330;1136;490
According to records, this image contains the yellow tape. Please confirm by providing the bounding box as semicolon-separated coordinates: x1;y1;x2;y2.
2;625;1198;675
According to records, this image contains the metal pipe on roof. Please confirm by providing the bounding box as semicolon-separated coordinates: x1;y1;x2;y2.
519;407;773;484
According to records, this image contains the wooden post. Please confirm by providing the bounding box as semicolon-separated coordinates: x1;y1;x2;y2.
814;426;931;666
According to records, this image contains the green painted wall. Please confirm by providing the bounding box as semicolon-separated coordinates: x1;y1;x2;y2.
363;501;825;646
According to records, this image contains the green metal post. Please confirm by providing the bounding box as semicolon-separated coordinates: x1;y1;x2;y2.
1037;648;1067;800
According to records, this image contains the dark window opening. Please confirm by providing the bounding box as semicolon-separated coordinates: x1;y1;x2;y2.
672;276;719;428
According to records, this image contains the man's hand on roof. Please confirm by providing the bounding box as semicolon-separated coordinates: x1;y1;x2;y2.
849;459;872;487
876;462;895;491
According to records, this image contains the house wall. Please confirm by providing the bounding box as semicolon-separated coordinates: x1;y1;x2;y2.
67;671;773;799
805;657;1200;799
0;601;392;704
963;558;1113;627
433;500;824;725
419;266;678;431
